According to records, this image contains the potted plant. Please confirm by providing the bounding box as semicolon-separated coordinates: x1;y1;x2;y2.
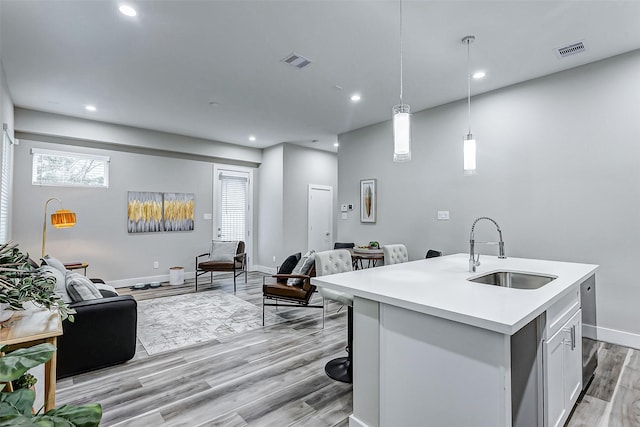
0;242;75;323
0;343;102;425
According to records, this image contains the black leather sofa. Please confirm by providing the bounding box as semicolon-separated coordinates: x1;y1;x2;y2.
56;290;137;379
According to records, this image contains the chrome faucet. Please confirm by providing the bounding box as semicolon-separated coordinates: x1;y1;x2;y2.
469;217;506;272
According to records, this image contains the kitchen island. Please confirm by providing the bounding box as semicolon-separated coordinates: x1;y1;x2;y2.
311;253;598;427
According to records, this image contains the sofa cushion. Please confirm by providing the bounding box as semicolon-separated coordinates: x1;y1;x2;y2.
94;282;119;297
66;272;103;302
42;255;67;274
209;240;238;262
39;265;72;303
277;252;301;283
287;250;315;286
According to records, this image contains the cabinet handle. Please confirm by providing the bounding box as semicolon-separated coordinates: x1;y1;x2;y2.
571;325;576;350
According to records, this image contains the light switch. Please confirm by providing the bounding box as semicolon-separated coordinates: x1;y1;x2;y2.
340;204;348;212
203;213;213;220
341;213;348;220
437;210;450;220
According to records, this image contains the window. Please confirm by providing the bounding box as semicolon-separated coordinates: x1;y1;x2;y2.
31;148;110;188
0;127;14;243
218;172;248;241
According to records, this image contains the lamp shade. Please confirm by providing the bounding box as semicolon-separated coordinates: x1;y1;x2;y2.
463;134;477;175
393;104;411;162
51;209;76;228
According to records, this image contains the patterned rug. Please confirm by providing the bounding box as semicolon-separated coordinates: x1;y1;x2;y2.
137;290;279;355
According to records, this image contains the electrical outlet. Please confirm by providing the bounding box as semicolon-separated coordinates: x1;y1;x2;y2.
437;211;450;220
341;213;348;220
203;213;213;220
153;261;159;269
272;256;276;262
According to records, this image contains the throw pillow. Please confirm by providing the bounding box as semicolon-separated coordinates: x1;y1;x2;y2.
277;252;302;283
66;272;103;302
38;265;72;303
209;241;238;262
287;250;315;286
93;282;119;298
42;255;67;274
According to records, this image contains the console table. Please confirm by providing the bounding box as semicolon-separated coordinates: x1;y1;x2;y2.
0;308;63;411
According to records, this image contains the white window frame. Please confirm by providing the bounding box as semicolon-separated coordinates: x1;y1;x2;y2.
31;147;110;188
0;125;14;244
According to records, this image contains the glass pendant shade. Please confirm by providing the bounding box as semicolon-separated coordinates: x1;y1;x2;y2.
393;104;411;162
51;210;77;228
463;133;477;175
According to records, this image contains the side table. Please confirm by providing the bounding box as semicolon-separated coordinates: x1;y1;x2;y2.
0;308;63;411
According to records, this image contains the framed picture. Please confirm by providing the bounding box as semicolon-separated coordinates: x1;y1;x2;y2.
360;179;377;223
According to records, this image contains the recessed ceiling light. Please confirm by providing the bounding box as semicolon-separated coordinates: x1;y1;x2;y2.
85;105;97;112
249;135;256;142
333;142;339;147
119;5;137;17
350;94;361;102
472;71;486;79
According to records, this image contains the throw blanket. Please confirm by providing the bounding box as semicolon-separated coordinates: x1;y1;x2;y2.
209;240;238;262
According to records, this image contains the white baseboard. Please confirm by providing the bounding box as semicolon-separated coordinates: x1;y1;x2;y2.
253;265;276;275
595;325;640;350
108;271;196;289
349;415;369;427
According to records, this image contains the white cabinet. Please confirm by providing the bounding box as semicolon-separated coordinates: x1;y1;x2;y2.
544;308;582;427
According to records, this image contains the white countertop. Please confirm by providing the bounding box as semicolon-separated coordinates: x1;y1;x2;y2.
311;253;598;335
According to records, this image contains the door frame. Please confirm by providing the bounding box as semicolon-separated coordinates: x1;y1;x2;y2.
307;184;333;253
212;164;254;269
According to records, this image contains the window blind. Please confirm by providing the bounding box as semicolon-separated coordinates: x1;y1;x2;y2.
0;128;14;243
219;173;247;241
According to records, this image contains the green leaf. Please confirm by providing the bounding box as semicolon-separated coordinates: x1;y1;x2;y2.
0;388;35;416
44;404;102;427
0;344;55;382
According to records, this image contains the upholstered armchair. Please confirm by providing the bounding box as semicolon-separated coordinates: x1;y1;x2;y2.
195;240;247;292
262;251;322;325
382;244;409;265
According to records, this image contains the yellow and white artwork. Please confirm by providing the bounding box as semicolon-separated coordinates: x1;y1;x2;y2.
360;179;377;223
128;191;163;233
163;193;195;232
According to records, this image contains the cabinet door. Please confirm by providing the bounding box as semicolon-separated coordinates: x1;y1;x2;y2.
544;309;583;427
544;325;568;427
564;310;583;410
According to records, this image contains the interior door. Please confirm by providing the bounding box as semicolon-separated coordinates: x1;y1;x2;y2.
213;165;253;266
308;184;333;252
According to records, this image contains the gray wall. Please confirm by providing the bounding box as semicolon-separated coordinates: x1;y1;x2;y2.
283;144;338;254
337;49;640;347
16;108;262;166
257;144;284;269
256;143;338;270
13;138;219;284
1;59;15;242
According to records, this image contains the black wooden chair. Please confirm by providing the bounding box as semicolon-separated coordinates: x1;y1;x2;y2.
426;249;443;258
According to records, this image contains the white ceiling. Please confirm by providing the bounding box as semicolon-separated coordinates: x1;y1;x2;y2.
2;1;640;153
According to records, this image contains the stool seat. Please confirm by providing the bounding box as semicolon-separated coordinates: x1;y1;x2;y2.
319;288;353;307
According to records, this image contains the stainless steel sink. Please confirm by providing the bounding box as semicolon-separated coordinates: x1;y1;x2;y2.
467;270;557;290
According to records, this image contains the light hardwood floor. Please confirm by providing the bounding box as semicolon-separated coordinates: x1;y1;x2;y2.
57;272;639;426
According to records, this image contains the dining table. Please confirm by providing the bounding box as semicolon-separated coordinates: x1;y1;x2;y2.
350;247;384;269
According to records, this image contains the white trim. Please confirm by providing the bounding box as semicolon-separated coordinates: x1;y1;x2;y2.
253;264;276;275
30;147;110;162
596;325;640;350
348;415;370;427
307;183;334;253
213;164;254;266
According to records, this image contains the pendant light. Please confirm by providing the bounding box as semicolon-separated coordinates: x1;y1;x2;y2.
393;0;410;162
462;35;476;175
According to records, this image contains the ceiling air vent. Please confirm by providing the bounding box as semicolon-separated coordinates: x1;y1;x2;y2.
281;52;312;69
555;41;586;58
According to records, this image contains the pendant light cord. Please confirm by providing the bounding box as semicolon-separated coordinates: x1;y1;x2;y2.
466;38;471;135
399;0;404;106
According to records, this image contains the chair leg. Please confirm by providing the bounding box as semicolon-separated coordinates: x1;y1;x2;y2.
233;271;237;293
322;297;325;329
262;298;265;326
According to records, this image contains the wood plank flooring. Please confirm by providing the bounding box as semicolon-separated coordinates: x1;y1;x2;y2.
57;272;640;426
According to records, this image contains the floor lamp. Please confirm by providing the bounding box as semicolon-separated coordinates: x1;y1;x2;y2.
42;197;76;258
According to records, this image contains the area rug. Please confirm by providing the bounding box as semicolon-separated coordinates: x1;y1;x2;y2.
137;290;280;355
